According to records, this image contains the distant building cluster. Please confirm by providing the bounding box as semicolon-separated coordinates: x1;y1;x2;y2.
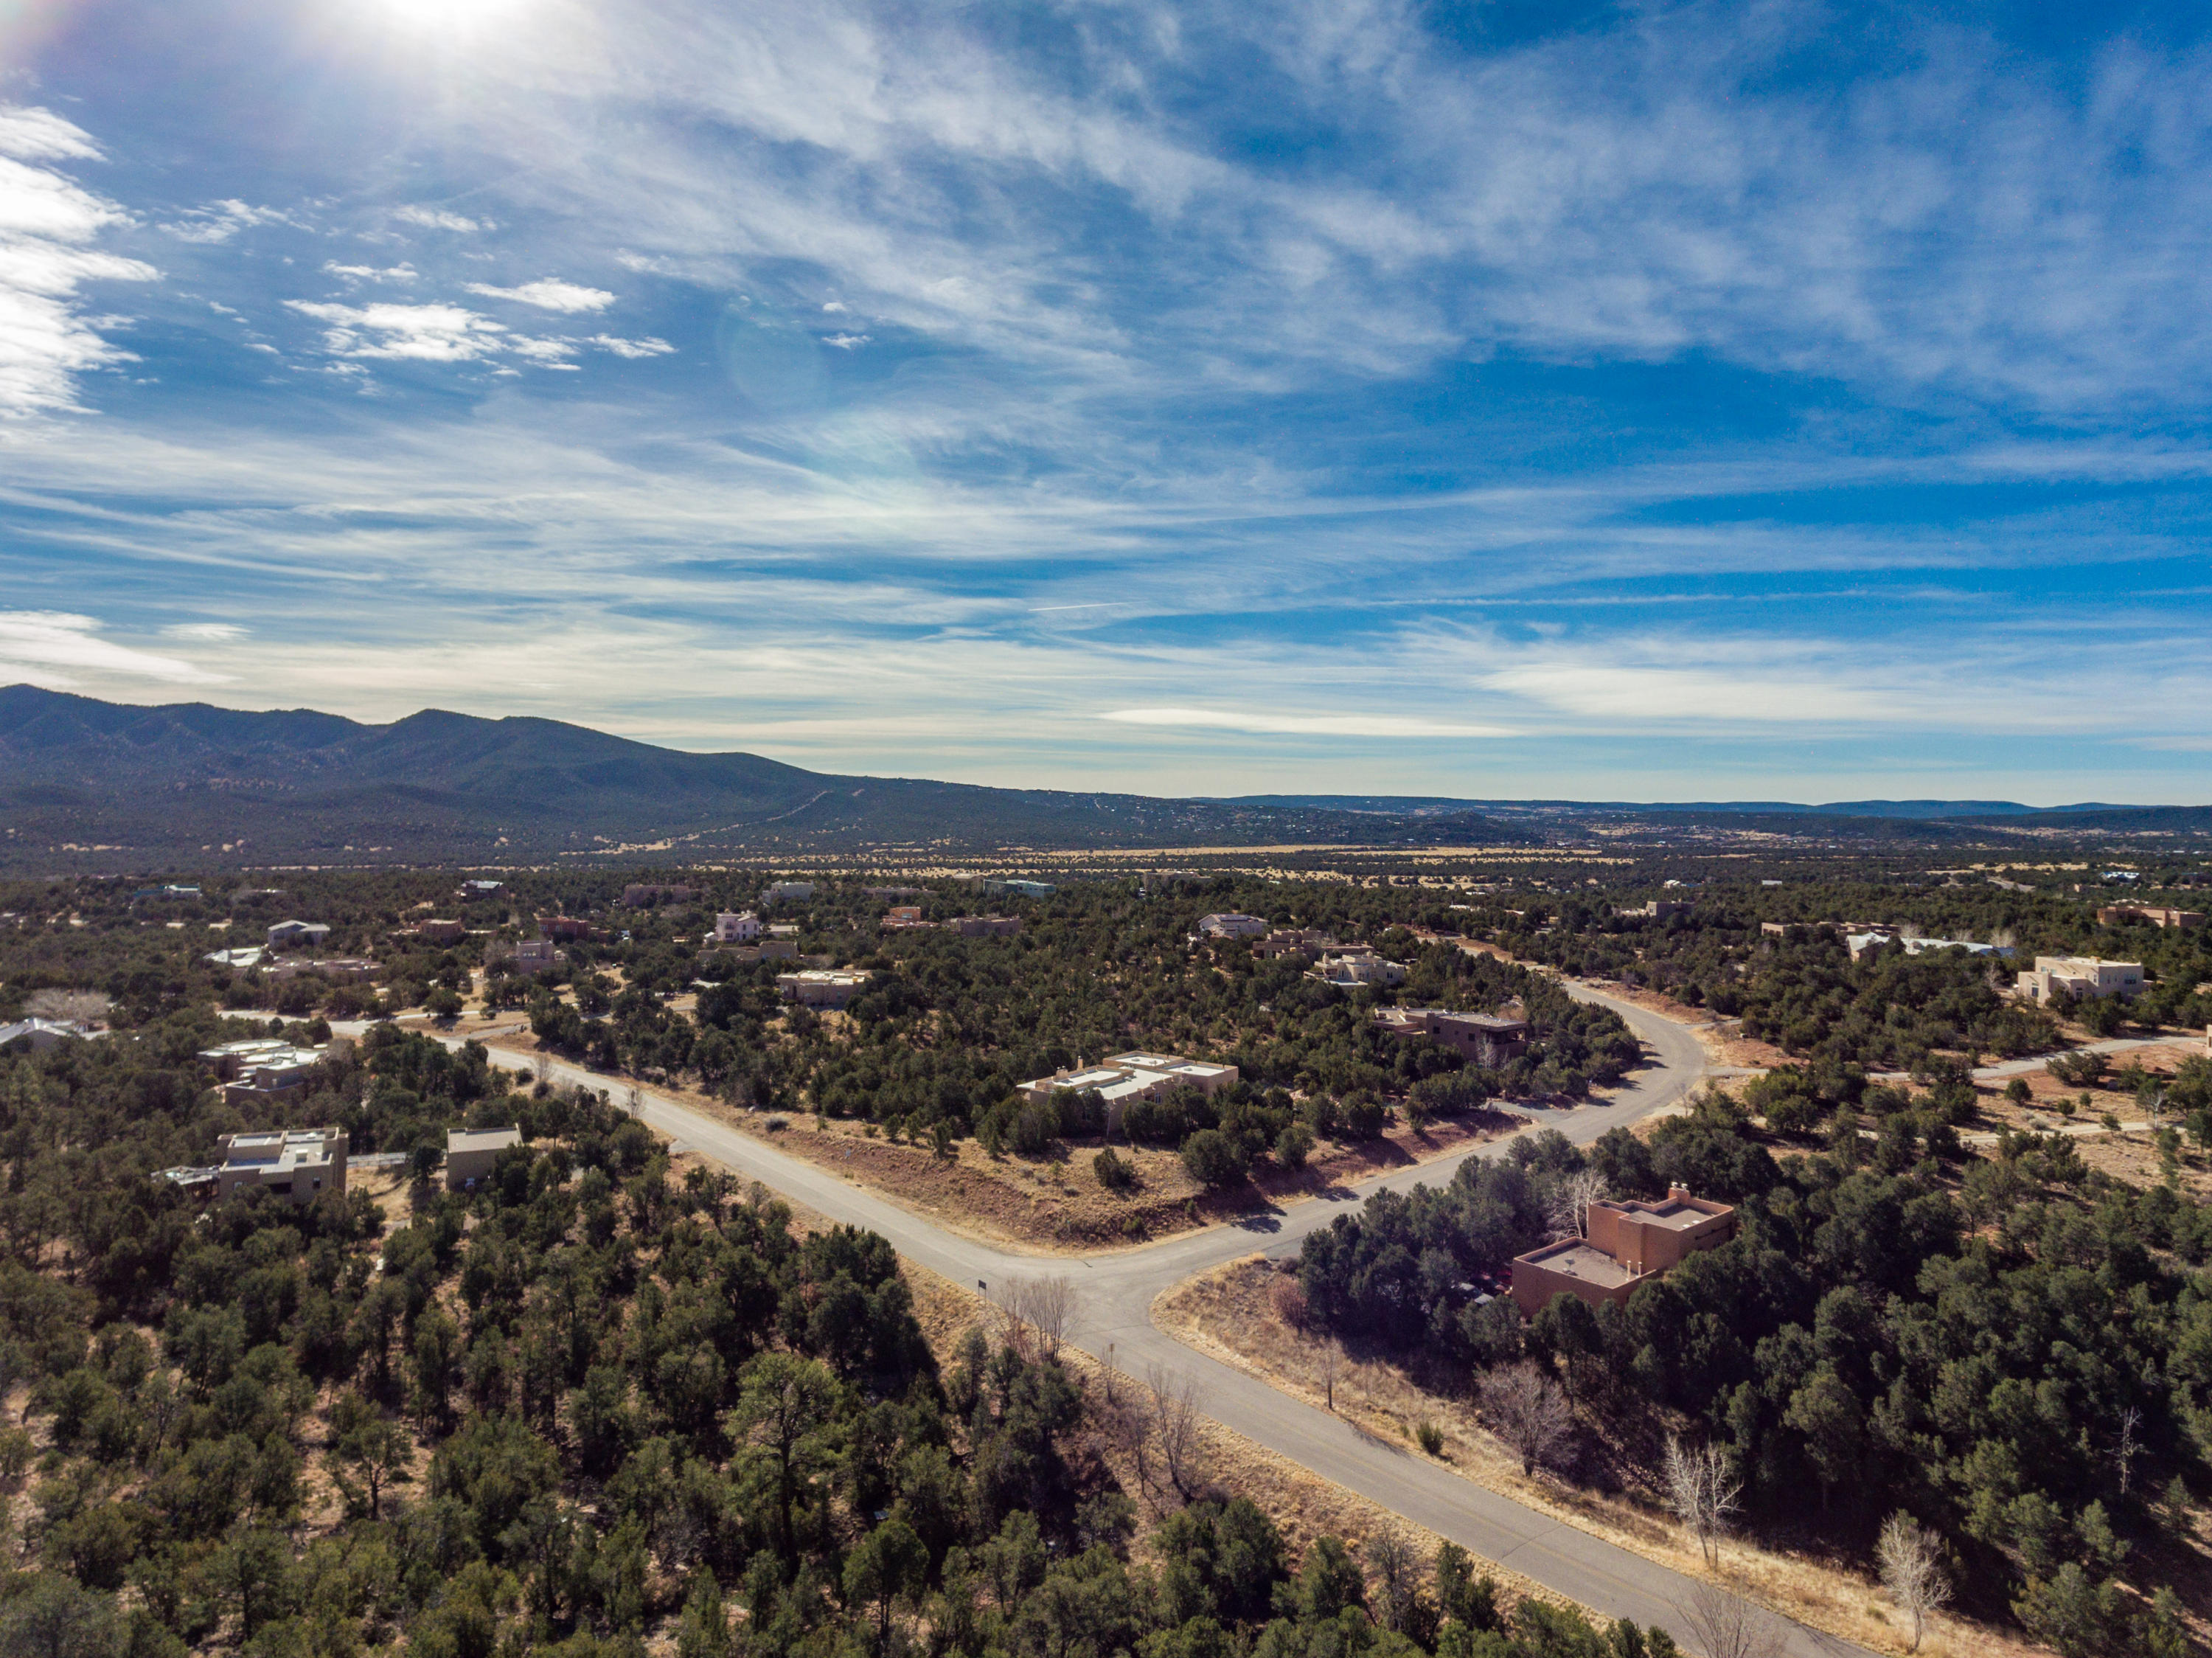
1018;1050;1239;1132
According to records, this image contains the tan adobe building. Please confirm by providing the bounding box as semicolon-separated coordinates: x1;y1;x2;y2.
1510;1187;1736;1314
215;1128;348;1206
414;919;466;944
1372;1007;1530;1067
2016;956;2144;1002
512;939;565;972
1253;927;1332;960
2098;904;2204;931
881;906;931;930
538;915;597;941
952;915;1022;937
447;1127;522;1191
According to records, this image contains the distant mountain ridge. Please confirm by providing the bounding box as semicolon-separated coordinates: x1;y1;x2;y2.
0;686;1531;864
0;687;2200;868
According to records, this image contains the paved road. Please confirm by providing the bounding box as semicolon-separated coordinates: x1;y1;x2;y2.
360;992;1862;1657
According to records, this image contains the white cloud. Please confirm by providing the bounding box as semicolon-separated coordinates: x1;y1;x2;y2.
821;332;870;350
1099;707;1516;738
465;278;615;312
160;199;296;244
324;260;417;285
162;622;248;641
394;205;487;232
286;299;507;361
0;109;157;415
589;334;675;358
0;611;223;687
0;108;102;164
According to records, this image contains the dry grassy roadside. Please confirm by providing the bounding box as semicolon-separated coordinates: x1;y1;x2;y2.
1155;1256;2050;1658
892;1254;1585;1626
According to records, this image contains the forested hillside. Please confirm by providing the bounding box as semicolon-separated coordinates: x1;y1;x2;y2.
0;951;1685;1658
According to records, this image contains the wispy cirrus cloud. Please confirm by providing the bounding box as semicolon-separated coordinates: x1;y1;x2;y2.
0;611;224;687
465;278;614;312
159;198;298;244
0;105;156;415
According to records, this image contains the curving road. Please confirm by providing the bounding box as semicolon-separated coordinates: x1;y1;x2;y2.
364;989;1863;1657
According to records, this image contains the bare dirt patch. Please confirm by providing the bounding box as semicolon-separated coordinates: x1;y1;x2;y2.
1155;1257;2049;1658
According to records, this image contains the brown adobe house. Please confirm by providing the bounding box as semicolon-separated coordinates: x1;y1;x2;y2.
1509;1186;1736;1315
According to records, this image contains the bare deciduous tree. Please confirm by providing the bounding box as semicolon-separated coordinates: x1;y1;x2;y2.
1545;1168;1609;1240
532;1052;554;1089
1672;1581;1787;1658
1146;1363;1207;1502
1662;1435;1742;1569
2113;1406;2143;1497
1363;1530;1422;1634
1318;1337;1344;1411
24;989;109;1026
1479;1361;1573;1478
1270;1274;1310;1328
1875;1513;1950;1654
1000;1277;1080;1361
624;1083;644;1118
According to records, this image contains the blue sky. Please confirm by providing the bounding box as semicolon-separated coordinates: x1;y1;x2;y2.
2;0;2210;803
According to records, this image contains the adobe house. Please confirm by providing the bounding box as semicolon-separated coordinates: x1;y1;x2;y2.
1509;1187;1736;1315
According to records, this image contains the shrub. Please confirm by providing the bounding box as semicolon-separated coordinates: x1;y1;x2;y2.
765;1116;789;1132
1275;1121;1315;1170
1269;1275;1308;1328
1180;1128;1245;1188
1414;1421;1444;1457
1011;1099;1058;1155
1093;1148;1135;1192
2048;1051;2108;1088
1341;1095;1389;1140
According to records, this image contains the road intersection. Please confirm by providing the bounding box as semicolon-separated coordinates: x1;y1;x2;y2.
369;989;1865;1656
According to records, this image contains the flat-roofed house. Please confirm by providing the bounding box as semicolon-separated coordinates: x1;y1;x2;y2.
415;919;466;944
447;1127;522;1191
1197;912;1268;940
1371;1007;1531;1066
881;906;931;930
776;969;869;1008
215;1128;348;1206
1510;1187;1736;1315
2098;904;2205;931
2017;956;2145;1002
1018;1050;1240;1131
1308;948;1408;988
952;915;1022;937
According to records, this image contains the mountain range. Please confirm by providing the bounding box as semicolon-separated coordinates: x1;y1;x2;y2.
1;686;2202;867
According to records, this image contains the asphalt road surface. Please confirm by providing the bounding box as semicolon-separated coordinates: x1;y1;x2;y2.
364;988;1865;1657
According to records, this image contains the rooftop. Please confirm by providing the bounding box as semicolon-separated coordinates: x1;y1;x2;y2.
1520;1240;1635;1288
448;1128;522;1154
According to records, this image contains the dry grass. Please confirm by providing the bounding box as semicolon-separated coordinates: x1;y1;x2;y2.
896;1258;1582;1623
1155;1257;2053;1658
470;1031;1520;1254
